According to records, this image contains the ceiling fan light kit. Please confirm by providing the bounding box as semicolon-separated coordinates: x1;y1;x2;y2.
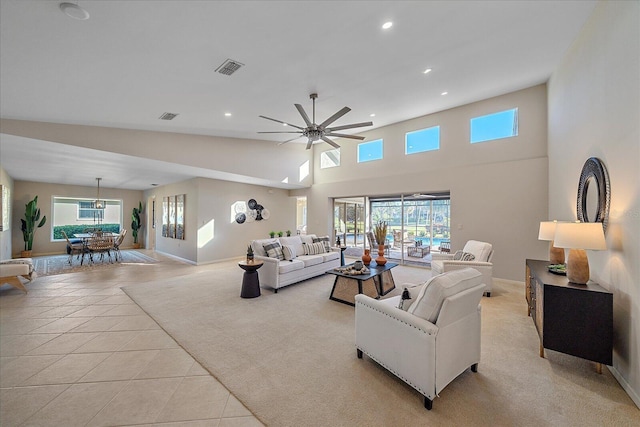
259;93;373;149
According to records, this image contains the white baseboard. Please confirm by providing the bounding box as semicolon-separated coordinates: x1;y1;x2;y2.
154;250;197;265
609;365;640;409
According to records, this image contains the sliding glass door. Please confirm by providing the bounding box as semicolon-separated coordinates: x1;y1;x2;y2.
334;198;366;248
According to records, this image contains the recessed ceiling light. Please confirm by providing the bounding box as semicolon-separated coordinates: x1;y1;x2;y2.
423;68;432;74
370;113;376;117
283;123;288;126
59;2;90;20
382;21;393;30
224;112;232;117
441;91;448;96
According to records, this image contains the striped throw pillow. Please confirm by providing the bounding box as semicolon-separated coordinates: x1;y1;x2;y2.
303;242;327;255
312;236;331;252
282;245;297;260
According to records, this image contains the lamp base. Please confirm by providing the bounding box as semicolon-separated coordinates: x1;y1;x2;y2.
549;242;565;265
566;248;589;284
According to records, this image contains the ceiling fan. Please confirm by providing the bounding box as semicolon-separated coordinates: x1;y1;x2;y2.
258;93;373;149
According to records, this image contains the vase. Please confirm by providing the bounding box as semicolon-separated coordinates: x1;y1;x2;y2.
375;244;387;266
362;249;371;266
20;250;32;258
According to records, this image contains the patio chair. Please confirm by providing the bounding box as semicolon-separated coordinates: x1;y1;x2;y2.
366;231;390;255
62;230;85;265
431;240;494;296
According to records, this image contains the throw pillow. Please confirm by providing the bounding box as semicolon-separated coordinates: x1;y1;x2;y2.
453;250;475;261
407;268;482;323
313;236;331;252
303;241;327;255
263;242;284;260
282;245;297;260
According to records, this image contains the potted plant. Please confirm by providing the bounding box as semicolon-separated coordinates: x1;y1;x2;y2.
247;245;254;262
277;231;284;237
131;201;143;249
286;230;291;237
269;231;276;238
20;196;47;258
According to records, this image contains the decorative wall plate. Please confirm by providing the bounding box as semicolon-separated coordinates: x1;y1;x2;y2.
235;213;246;224
261;208;271;220
248;199;257;209
245;210;256;222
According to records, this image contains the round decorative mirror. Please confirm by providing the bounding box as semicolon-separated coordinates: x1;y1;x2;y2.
577;157;610;233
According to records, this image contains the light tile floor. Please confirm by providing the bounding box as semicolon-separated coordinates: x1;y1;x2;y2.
0;251;264;427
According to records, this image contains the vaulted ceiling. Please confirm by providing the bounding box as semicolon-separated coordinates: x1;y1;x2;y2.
0;0;597;189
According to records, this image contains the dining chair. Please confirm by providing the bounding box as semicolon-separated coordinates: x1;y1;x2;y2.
86;234;115;264
62;230;85;265
113;229;127;262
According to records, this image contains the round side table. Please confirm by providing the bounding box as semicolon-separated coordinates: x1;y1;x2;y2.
238;260;264;298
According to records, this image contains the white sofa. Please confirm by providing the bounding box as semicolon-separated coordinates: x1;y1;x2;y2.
431;240;494;296
355;268;485;410
250;234;340;293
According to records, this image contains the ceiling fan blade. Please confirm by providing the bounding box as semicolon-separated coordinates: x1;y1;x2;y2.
295;104;313;127
277;135;304;146
318;107;351;129
257;131;303;134
326;121;373;132
325;132;365;140
306;138;314;150
259;115;304;130
321;136;341;149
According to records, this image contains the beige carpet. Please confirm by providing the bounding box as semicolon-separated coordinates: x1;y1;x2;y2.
122;261;639;426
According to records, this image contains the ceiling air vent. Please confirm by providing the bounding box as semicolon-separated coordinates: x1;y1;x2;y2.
159;112;179;121
215;59;244;76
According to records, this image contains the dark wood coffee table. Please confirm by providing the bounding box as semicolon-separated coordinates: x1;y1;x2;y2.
326;262;397;306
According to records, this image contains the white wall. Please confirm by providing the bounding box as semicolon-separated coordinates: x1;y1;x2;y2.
11;181;144;257
144;177;297;264
297;84;550;281
548;0;640;407
0;167;14;259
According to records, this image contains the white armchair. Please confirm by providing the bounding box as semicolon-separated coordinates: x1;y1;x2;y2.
355;268;485;410
431;240;494;296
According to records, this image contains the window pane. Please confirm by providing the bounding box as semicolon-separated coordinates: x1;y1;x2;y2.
406;126;440;154
320;149;340;168
470;108;518;143
52;197;122;241
357;139;383;163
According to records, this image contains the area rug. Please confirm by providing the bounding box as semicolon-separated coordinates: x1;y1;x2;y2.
33;250;157;277
122;262;638;426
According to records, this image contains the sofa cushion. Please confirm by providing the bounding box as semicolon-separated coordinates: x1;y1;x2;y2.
263;242;284;260
303;242;327;255
278;259;304;274
297;255;324;267
279;236;305;256
282;245;297;260
313;236;331;252
407;268;483;323
322;251;340;262
462;240;492;262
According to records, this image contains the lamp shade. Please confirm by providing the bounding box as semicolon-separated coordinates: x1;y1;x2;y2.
554;222;606;250
538;221;558;241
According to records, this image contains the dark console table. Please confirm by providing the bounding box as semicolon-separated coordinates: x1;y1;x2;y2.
525;259;612;373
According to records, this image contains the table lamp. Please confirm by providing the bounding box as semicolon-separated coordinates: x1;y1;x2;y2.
553;222;606;284
538;220;565;264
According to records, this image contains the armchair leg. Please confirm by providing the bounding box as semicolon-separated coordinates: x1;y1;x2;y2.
485;292;491;297
357;349;363;359
424;397;433;410
471;363;478;372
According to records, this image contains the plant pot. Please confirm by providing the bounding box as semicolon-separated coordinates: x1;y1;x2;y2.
132;243;141;249
20;250;32;258
375;244;387;266
362;249;371;266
